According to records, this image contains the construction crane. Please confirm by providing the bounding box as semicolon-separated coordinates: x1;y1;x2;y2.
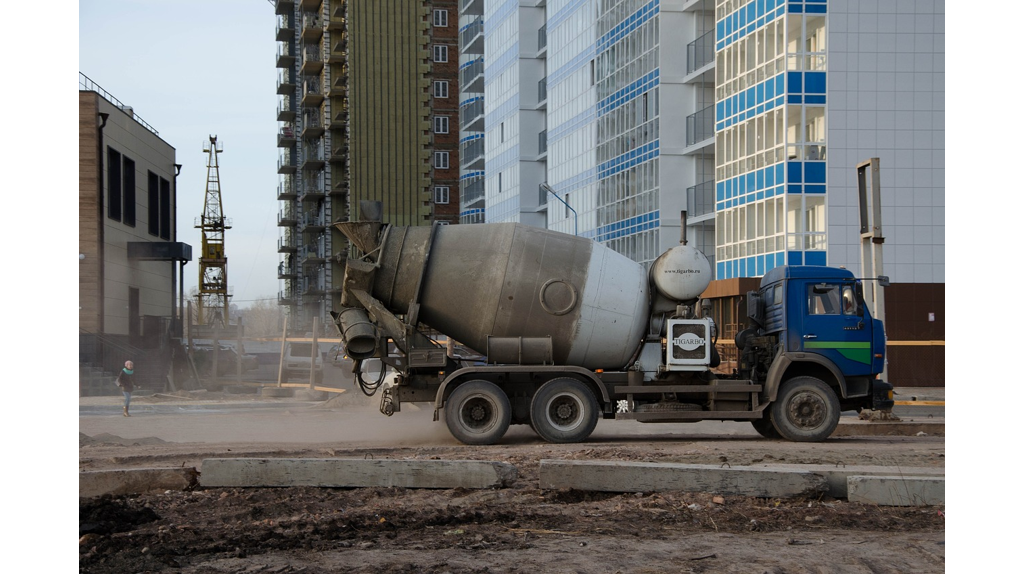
195;135;232;326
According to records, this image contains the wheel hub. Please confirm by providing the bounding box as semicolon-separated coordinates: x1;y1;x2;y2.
548;394;582;429
787;391;826;428
463;398;492;428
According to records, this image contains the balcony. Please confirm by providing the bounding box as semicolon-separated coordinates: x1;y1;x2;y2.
460;19;483;54
278;289;296;305
298;0;321;11
328;68;348;95
459;98;484;133
301;150;326;171
277;99;296;122
300;47;324;76
329;139;349;163
278;176;297;199
461;0;483;17
275;0;294;17
686;180;715;218
277;151;297;174
330;105;349;127
301;79;324;108
301;110;325;139
461;175;485;210
537;77;547;106
277;235;298;253
687;30;715;75
460;137;484;170
686;105;715;147
276;15;294;42
538;129;547;156
277;68;296;95
301;212;327;231
327;40;347;63
277;206;299;226
277;124;297;148
330;175;349;196
301;12;322;43
460;59;484;93
538;24;547;53
276;44;296;68
328;15;346;31
278;262;299;279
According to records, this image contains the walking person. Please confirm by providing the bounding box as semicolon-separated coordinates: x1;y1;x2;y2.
116;360;135;417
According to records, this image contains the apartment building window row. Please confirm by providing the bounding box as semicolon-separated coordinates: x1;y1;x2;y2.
434;186;450;204
434;116;450;134
434;151;449;169
434;44;449;62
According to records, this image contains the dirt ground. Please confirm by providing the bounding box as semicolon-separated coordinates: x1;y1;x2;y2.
79;389;945;573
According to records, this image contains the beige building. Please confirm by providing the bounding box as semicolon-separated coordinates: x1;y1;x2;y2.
79;74;191;391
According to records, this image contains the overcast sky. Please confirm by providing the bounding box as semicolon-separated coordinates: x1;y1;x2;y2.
80;0;281;305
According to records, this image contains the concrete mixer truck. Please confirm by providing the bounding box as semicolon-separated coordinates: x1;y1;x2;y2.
331;212;893;445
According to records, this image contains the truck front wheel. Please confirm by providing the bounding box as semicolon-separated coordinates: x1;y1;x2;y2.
444;380;511;445
530;378;599;444
770;376;840;442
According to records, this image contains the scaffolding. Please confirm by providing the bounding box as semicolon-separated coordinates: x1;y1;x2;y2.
195;135;232;326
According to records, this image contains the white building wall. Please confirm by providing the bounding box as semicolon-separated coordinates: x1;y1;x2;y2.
825;0;944;283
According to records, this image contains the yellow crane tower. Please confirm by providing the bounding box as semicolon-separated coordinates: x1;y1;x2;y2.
195;135;232;326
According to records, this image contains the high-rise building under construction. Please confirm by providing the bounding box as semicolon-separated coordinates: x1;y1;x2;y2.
274;0;460;332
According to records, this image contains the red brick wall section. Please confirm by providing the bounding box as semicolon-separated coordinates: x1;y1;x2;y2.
427;0;460;224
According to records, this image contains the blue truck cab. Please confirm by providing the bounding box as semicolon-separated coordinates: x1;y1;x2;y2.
739;265;894;441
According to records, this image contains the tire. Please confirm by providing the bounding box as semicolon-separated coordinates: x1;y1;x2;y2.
750;416;782;439
444;380;511;445
770;376;840;442
529;378;599;444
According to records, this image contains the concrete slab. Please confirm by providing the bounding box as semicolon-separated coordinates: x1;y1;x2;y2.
539;460;827;498
847;475;945;506
200;458;518;489
748;464;944;498
80;468;199;498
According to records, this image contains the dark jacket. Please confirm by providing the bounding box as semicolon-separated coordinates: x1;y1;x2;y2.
116;369;135;393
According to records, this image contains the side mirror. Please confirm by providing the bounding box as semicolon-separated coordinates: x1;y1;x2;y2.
877;275;890;287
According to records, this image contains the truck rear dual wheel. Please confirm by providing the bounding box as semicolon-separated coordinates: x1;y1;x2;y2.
530;378;599;444
770;376;840;442
444;380;511;445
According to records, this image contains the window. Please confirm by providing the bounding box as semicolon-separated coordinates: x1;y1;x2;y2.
434;151;449;169
434;186;450;204
159;177;171;240
807;284;842;315
148;172;159;236
433;80;449;99
433;44;448;63
122;157;136;227
434;116;449;134
433;9;447;27
107;147;122;221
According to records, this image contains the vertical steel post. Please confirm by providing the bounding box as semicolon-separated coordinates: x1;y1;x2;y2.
857;158;887;380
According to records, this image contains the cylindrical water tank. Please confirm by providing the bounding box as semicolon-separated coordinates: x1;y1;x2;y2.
649;244;712;303
365;223;650;370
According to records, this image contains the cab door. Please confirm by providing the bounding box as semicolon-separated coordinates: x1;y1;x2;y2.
799;282;874;377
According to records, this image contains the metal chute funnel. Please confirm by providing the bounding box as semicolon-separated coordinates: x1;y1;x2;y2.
335;221;383;254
